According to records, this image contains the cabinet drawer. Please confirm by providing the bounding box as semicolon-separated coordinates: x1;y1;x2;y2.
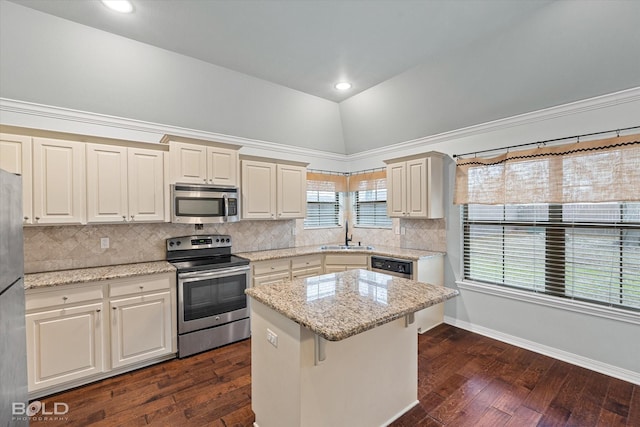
324;254;368;266
26;285;104;311
292;266;323;280
253;259;290;276
291;255;322;270
253;271;291;287
109;275;172;298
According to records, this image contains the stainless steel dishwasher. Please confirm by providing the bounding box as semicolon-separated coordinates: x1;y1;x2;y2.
370;256;413;279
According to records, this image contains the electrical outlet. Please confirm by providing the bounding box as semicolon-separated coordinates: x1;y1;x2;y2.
100;237;109;249
267;329;278;348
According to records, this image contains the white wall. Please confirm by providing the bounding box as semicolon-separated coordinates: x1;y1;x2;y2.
339;0;640;154
0;1;345;154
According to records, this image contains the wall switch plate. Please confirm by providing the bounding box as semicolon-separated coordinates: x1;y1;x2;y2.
267;329;278;348
100;237;109;249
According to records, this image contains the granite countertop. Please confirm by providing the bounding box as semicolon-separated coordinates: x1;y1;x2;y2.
236;244;444;262
245;269;459;341
24;261;176;290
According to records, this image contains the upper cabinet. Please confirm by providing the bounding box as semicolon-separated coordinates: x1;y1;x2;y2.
241;157;307;220
86;144;165;223
32;138;86;225
384;152;444;219
0;133;33;224
164;137;240;186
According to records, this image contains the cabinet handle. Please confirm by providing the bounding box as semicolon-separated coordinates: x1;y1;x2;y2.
96;309;101;313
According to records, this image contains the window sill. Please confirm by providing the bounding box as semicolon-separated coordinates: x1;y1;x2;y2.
456;280;640;326
303;225;342;230
353;225;392;230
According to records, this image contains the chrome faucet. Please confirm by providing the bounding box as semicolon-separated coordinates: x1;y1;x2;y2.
345;219;353;247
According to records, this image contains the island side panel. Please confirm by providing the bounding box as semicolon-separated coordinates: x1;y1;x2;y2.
299;317;419;427
251;300;303;427
250;300;419;427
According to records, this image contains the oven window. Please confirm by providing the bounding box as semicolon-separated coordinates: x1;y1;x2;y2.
183;273;247;321
176;197;223;217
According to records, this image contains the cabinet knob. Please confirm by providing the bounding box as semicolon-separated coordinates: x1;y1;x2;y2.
203;178;207;182
62;296;68;302
35;217;40;221
131;215;135;220
113;307;117;310
122;216;126;221
139;286;144;291
96;309;101;313
209;179;212;183
24;216;29;221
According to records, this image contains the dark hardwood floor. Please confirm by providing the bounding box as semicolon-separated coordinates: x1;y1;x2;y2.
30;324;639;426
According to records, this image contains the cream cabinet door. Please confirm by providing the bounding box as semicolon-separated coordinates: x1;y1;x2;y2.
406;158;427;217
277;164;306;219
128;148;165;222
386;162;406;217
0;133;33;224
170;141;207;184
86;144;128;223
26;302;105;392
32;138;86;224
110;291;173;369
242;160;277;219
207;147;238;186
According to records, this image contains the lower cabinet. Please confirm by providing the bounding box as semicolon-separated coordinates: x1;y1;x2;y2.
110;291;172;369
252;259;291;286
26;301;105;393
291;255;323;279
324;254;369;273
25;273;176;397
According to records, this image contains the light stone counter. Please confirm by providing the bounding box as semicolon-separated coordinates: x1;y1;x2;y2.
236;244;444;262
245;268;458;341
24;261;176;290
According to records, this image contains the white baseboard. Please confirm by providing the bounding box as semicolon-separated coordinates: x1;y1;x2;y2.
383;400;420;427
444;316;640;386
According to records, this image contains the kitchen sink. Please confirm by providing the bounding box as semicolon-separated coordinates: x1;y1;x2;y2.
319;245;374;251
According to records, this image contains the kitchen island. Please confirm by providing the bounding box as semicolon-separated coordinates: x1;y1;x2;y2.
245;269;459;427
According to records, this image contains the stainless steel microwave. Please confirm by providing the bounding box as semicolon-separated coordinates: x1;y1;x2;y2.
171;184;240;224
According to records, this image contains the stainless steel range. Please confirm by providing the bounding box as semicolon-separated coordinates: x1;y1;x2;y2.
167;235;250;358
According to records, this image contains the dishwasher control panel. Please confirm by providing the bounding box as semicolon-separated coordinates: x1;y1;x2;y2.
371;256;413;277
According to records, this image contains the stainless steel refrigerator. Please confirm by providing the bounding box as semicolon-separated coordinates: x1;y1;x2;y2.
0;168;29;426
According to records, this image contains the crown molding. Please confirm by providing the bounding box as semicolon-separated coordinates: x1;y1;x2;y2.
0;98;348;163
2;86;639;165
348;86;640;161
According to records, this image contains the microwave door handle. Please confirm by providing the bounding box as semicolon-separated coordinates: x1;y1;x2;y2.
223;194;229;222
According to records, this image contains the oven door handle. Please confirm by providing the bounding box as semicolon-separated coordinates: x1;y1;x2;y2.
178;265;250;281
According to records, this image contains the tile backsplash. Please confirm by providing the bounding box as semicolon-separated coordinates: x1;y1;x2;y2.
24;218;447;273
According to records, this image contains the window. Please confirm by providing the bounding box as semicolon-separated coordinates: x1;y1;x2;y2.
354;188;392;227
349;169;392;228
463;202;640;311
456;132;640;312
304;189;341;227
304;172;346;228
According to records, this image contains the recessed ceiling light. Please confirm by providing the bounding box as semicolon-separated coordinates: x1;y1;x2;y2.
335;82;352;91
101;0;134;13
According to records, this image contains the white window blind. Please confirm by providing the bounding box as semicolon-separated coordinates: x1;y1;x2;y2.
457;132;640;312
463;203;640;310
349;170;392;227
304;172;346;228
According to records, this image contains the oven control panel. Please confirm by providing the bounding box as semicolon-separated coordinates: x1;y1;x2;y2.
167;235;232;251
